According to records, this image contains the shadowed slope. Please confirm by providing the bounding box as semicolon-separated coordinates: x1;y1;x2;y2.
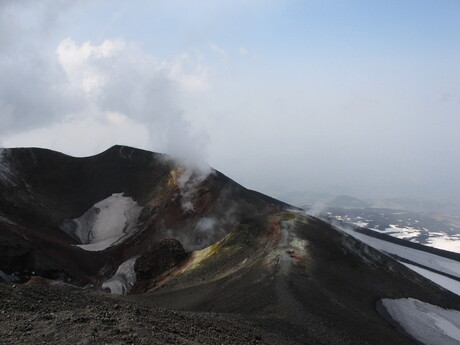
0;146;289;285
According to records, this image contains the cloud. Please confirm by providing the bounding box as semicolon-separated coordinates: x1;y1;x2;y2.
210;43;228;61
54;38;210;169
2;113;149;157
0;1;83;136
0;0;76;52
239;47;248;55
1;32;210;170
67;39;208;169
0;50;82;136
0;1;211;173
2;0;459;206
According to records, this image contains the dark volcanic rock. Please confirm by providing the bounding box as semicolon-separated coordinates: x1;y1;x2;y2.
0;145;288;286
0;282;296;345
132;239;188;293
135;239;187;280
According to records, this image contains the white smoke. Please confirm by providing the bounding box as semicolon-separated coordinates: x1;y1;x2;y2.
0;1;211;172
195;217;218;233
306;199;329;217
164;204;239;252
55;38;210;169
176;166;213;213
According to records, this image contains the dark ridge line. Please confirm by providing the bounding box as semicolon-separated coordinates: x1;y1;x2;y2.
1;144;159;159
3;145;295;211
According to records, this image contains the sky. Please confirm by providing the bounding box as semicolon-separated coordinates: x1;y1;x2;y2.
0;0;459;203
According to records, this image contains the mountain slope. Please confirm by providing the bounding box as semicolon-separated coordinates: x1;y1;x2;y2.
0;145;288;285
1;145;460;345
134;212;460;345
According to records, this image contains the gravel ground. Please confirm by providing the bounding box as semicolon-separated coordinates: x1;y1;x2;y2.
0;283;299;345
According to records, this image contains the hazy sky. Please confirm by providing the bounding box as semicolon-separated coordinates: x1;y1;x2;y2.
1;0;459;202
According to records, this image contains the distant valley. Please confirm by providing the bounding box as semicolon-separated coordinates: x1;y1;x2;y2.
284;194;460;253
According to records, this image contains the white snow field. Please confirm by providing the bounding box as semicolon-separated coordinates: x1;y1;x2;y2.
402;263;460;296
372;224;460;253
60;193;142;251
382;298;460;345
332;212;460;254
101;257;138;294
427;235;460;254
335;223;460;296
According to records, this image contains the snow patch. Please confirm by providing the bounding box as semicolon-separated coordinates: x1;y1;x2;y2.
365;226;460;254
427;235;460;253
101;257;138;294
401;263;460;296
353;221;369;228
385;224;422;240
381;298;460;345
60;193;142;251
328;212;460;254
337;224;460;280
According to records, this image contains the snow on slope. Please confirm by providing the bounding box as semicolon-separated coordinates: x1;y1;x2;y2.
328;211;460;254
338;224;460;279
427;235;460;254
370;225;460;253
333;221;460;296
381;298;460;345
101;257;138;294
60;193;142;251
401;263;460;296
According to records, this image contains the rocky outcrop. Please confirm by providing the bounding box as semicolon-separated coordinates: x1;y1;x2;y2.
131;239;188;293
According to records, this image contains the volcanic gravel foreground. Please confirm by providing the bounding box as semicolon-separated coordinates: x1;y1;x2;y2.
0;283;300;345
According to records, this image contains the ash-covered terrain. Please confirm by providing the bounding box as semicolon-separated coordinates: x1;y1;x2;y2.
1;146;460;345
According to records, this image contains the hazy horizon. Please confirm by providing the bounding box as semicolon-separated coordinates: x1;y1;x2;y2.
1;1;459;205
